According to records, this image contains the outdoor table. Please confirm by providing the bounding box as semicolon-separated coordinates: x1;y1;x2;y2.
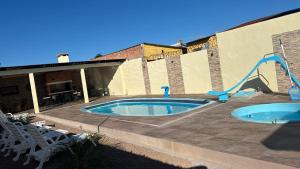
48;90;75;103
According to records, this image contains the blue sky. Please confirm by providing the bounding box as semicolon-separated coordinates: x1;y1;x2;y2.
0;0;299;67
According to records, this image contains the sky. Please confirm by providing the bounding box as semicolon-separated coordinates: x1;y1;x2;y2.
0;0;299;67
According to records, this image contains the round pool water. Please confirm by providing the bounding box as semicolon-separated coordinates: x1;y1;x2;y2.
82;98;212;116
231;103;300;124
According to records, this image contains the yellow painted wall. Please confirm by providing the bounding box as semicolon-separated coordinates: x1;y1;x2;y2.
107;66;126;95
143;44;182;60
147;59;169;94
107;58;146;95
122;58;146;95
180;50;212;94
217;12;300;92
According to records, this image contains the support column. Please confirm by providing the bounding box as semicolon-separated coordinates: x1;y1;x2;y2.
80;68;89;103
29;73;39;113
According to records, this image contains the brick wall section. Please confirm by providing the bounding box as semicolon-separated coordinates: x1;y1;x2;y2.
94;45;143;61
272;29;300;93
207;48;224;91
45;71;72;83
142;58;151;94
165;56;185;94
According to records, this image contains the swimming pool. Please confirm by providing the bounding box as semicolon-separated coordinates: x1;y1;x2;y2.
232;103;300;124
83;98;212;116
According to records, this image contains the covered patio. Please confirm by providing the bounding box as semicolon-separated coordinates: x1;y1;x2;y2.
0;59;124;114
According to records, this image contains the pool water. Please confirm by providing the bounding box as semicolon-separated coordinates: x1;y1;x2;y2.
232;103;300;124
83;98;211;116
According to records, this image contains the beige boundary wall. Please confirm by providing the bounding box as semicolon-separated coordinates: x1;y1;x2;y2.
107;66;126;95
147;59;169;94
217;12;300;92
180;50;212;94
122;58;146;95
108;58;146;95
109;53;213;95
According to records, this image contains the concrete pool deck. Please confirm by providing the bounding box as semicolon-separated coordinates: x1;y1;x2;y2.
37;94;300;169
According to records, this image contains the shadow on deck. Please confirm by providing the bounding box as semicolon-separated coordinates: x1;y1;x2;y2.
262;122;300;151
0;144;207;169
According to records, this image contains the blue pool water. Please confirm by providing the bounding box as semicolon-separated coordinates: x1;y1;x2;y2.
83;98;211;116
232;103;300;124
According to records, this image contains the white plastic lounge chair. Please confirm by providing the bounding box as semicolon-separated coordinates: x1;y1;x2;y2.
0;110;48;128
3;121;70;162
0;109;23;121
0;118;50;136
24;125;71;169
0;120;12;152
0;110;52;135
0;110;51;154
4;121;33;161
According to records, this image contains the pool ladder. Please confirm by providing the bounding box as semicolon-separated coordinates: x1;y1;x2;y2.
271;119;278;124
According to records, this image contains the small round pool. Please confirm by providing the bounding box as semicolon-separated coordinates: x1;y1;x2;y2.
82;98;212;116
231;103;300;124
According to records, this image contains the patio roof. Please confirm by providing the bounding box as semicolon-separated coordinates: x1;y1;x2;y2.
0;59;125;76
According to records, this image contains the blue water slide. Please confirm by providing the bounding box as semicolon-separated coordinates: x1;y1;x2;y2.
208;55;300;102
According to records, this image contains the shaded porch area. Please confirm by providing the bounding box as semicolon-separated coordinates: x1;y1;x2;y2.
0;59;124;114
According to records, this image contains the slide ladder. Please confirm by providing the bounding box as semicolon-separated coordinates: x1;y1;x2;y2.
208;55;300;102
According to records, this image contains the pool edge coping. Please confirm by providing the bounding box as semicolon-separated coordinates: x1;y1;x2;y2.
80;98;215;117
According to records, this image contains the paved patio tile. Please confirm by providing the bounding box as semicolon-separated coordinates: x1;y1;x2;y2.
40;94;300;168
